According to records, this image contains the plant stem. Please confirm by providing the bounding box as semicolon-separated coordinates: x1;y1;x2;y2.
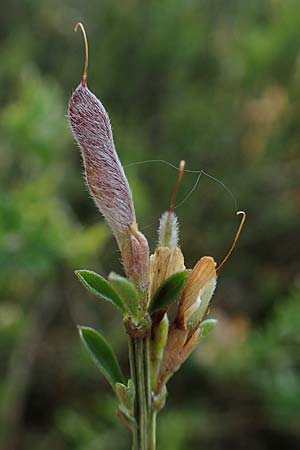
129;335;154;450
128;338;139;449
144;336;152;415
149;410;157;450
136;338;148;450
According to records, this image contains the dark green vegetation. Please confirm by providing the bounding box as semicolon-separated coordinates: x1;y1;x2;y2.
0;1;299;449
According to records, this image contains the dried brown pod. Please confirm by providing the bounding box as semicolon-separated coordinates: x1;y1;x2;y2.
177;256;217;330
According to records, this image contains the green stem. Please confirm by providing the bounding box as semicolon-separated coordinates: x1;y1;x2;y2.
136;338;148;450
144;336;152;415
128;338;139;450
149;410;157;450
129;336;154;450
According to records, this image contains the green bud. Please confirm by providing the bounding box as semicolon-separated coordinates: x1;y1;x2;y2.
200;318;218;337
115;379;135;415
150;314;169;390
158;211;179;249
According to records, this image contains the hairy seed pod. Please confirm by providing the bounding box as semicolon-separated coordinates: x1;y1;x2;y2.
69;82;136;244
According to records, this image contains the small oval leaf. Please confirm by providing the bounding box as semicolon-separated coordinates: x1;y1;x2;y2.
79;326;125;386
75;270;126;314
148;271;189;314
109;272;140;317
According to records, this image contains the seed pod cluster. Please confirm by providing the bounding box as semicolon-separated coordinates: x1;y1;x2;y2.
70;25;246;444
155;255;217;391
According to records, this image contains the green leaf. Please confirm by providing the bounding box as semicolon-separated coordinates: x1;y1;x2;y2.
108;272;140;317
150;315;169;390
148;271;189;314
79;326;125;386
75;270;126;315
200;319;218;337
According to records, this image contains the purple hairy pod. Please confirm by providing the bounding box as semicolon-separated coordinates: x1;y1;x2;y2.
69;82;136;242
69;23;149;289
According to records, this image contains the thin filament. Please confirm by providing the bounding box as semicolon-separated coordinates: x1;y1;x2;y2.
124;159;237;211
169;160;186;213
74;22;89;83
174;170;203;211
216;211;246;272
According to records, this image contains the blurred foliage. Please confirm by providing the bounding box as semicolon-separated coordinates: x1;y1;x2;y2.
0;0;300;449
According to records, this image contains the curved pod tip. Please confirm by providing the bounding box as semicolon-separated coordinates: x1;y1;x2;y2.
74;22;89;85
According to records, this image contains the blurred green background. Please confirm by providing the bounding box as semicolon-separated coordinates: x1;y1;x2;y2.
0;1;300;449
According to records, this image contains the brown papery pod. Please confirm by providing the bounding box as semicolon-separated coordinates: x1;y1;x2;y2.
68;23;149;289
156;321;202;391
176;256;217;330
156;324;188;391
149;247;185;299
